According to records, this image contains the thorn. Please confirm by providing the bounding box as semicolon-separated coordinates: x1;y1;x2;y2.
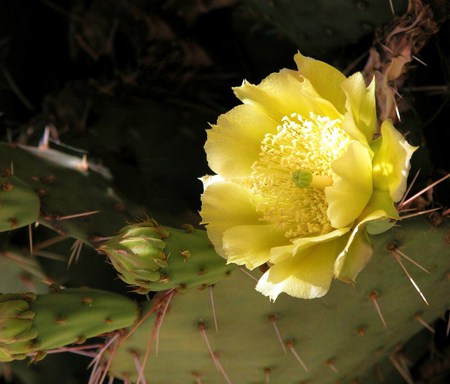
40;343;102;357
89;362;104;384
79;154;89;171
447;311;450;337
34;234;67;250
397;169;423;206
412;55;428;67
285;340;308;371
39;126;51;150
192;371;203;384
198;323;233;383
326;358;339;373
32;250;65;261
132;352;148;384
401;171;423;209
58;210;100;221
154;290;174;356
388;245;429;305
393;248;430;274
380;43;394;54
68;239;84;267
88;334;120;384
212;352;233;384
88;333;120;369
119;295;166;346
135;290;175;384
415;313;435;333
267;314;287;354
369;291;388;328
264;367;271;384
389;351;413;384
393;97;401;122
400;173;450;209
198;321;220;371
28;224;33;256
388;0;395;16
399;207;442;220
239;267;258;282
209;285;219;333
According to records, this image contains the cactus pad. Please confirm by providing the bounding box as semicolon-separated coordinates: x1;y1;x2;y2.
0;143;142;245
0;288;139;362
107;216;450;383
0;172;40;232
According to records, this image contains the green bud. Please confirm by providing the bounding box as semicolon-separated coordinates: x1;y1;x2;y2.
0;294;38;362
98;220;170;292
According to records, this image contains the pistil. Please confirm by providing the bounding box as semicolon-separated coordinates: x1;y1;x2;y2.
292;169;333;189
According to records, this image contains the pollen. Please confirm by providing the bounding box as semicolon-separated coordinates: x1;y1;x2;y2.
251;113;350;239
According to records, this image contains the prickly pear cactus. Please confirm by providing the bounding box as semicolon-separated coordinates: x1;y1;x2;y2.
0;0;449;383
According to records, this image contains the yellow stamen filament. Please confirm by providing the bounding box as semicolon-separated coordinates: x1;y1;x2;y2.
251;113;350;239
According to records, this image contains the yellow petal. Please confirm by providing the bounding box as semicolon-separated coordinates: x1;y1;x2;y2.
223;224;289;270
333;230;373;283
294;52;346;113
268;228;350;265
362;188;399;221
206;104;277;178
341;73;377;143
372;120;418;201
200;181;263;256
233;69;341;122
325;141;373;228
334;208;389;281
256;229;349;300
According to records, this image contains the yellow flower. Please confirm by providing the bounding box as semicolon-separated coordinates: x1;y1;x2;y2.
200;53;416;300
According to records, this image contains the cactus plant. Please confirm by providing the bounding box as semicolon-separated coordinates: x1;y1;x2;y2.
0;0;449;383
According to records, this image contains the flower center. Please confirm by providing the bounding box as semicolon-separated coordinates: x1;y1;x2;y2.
251;113;350;239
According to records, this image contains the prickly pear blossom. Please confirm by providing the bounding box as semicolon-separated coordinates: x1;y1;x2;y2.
200;53;416;300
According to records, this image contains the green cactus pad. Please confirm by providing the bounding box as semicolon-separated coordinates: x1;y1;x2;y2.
0;288;139;362
98;221;235;294
107;216;450;383
0;172;40;232
0;143;143;246
0;247;51;294
243;0;408;54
